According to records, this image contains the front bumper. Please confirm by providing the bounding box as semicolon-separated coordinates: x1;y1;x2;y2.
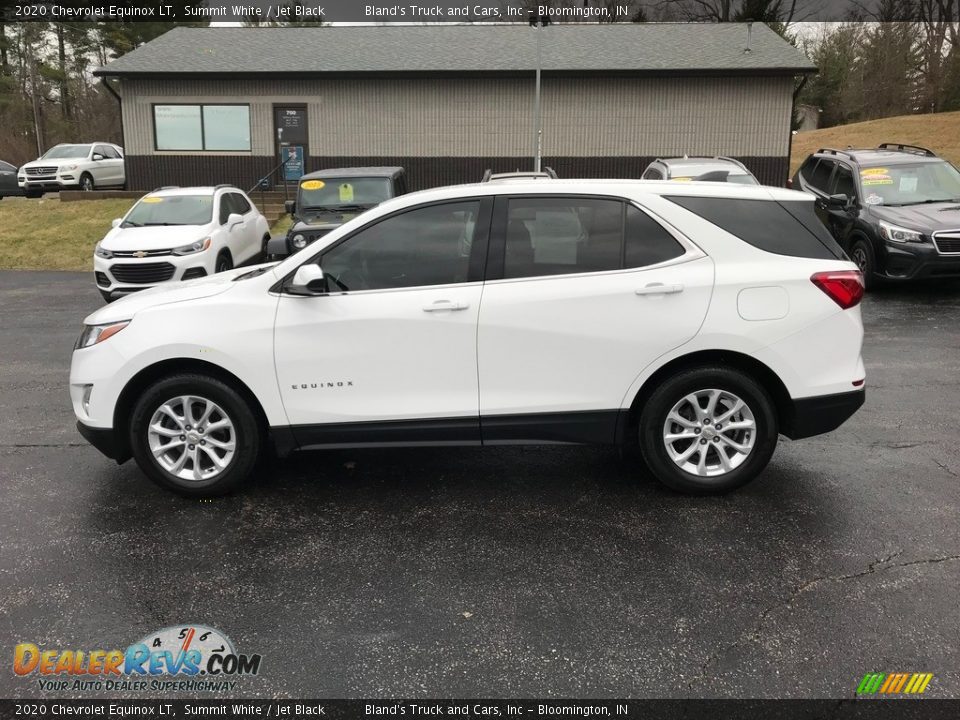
76;421;130;464
782;388;865;440
94;257;209;299
882;241;960;280
19;178;77;192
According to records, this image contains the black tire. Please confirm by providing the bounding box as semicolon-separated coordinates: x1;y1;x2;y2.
261;234;271;260
129;373;262;497
638;366;778;494
79;173;94;192
24;189;41;199
215;251;233;273
849;238;877;290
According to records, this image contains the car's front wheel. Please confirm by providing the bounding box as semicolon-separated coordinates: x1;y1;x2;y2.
79;173;95;192
849;238;877;290
129;374;262;497
215;251;233;273
638;366;778;494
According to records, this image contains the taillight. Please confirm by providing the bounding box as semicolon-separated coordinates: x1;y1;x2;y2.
811;270;864;309
786;178;793;189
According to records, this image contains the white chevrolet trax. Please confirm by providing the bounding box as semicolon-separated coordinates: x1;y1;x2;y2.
94;186;271;302
70;180;866;497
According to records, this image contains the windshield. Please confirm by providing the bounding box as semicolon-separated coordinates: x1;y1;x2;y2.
41;144;92;160
859;161;960;206
298;177;392;210
122;195;213;227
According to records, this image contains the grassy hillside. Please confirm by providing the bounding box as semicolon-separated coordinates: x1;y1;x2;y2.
0;197;289;271
790;111;960;175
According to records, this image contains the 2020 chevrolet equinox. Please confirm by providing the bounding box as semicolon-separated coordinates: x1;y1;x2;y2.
70;180;866;497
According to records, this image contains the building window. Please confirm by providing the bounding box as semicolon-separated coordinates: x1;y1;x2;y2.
154;104;251;151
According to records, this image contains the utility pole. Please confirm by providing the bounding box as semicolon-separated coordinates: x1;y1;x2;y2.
530;13;549;172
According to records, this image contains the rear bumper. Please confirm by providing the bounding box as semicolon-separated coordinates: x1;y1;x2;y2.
782;389;865;440
76;421;130;464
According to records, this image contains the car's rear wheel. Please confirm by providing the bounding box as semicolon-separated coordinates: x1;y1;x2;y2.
215;251;233;273
129;374;262;497
638;366;778;494
79;173;94;192
850;238;877;290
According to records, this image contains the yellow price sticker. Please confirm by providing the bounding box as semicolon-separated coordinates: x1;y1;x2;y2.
141;196;163;203
301;180;324;190
671;177;693;182
339;183;354;202
861;168;889;176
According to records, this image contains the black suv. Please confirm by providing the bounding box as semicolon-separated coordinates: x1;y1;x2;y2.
268;166;407;258
791;144;960;288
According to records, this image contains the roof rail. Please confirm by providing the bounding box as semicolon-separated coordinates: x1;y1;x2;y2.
152;185;179;191
214;183;236;189
715;156;751;171
816;147;854;159
481;166;558;182
877;142;936;157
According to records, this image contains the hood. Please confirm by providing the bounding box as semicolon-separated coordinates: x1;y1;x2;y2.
100;225;211;252
83;264;276;324
22;158;82;169
868;202;960;234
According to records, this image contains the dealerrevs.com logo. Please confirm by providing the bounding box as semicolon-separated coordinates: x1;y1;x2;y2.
14;624;262;692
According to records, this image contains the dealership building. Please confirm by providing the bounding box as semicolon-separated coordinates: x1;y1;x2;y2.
94;24;816;191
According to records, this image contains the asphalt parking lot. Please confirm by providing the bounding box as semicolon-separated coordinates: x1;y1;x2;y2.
0;270;958;700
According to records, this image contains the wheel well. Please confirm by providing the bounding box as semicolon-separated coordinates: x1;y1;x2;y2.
113;358;270;455
622;350;793;440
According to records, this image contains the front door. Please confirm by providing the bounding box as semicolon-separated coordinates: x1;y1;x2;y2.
274;106;308;183
273;198;492;445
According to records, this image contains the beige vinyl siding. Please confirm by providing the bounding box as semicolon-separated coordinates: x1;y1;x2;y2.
121;75;793;159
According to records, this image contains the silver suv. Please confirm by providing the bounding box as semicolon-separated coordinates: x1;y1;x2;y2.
642;156;759;185
18;142;125;197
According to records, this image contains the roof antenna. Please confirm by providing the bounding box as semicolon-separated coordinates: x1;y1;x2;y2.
744;20;754;54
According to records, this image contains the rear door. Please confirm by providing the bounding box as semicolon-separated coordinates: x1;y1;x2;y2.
476;194;714;443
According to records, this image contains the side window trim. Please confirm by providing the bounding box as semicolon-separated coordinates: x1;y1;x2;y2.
274;196;493;295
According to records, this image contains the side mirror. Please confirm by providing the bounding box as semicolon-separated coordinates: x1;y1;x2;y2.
827;193;851;208
284;200;296;216
227;212;243;229
288;264;325;295
265;236;289;259
92;154;104;161
111;218;122;228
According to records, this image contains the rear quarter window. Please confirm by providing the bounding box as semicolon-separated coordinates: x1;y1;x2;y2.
664;196;846;260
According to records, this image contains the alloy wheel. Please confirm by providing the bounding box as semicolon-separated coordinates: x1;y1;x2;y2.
662;388;756;477
147;395;236;482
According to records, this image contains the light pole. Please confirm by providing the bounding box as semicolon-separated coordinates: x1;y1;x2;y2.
530;13;549;172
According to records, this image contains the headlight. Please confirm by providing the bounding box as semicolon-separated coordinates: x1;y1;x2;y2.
62;164;79;172
172;237;212;256
290;233;307;249
75;321;130;350
879;221;924;243
94;243;113;259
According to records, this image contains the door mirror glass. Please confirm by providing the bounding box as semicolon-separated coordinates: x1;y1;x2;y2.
227;212;244;229
289;264;325;294
111;218;122;228
285;199;296;215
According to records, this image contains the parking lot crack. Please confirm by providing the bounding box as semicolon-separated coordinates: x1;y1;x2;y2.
2;442;88;448
687;549;960;689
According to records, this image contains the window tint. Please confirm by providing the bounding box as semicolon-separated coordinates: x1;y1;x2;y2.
218;194;233;225
230;193;252;214
320;201;480;292
808;159;835;192
504;198;624;278
664;196;845;260
624;205;685;268
831;164;857;198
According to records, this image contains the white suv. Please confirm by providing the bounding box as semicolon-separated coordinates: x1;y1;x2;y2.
94;186;271;302
18;142;124;196
70;180;866;497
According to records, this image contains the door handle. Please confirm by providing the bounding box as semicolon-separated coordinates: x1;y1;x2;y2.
635;283;684;296
422;300;469;312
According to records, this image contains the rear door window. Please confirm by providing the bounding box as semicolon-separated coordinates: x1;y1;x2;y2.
808;159;835;193
624;205;685;268
664;196;845;260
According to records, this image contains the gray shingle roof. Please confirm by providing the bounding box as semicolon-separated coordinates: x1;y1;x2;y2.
95;24;815;76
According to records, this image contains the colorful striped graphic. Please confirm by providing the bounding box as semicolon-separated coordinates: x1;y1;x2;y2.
857;673;934;695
